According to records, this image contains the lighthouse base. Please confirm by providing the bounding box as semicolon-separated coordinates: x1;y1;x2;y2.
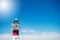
13;36;19;40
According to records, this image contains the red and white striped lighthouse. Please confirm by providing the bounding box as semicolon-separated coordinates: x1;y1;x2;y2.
12;18;20;40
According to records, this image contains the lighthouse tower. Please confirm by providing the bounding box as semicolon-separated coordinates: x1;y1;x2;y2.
12;18;20;40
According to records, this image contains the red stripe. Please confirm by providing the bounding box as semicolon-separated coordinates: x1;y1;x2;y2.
13;30;19;36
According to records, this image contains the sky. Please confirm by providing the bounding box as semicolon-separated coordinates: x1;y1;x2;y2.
0;0;60;40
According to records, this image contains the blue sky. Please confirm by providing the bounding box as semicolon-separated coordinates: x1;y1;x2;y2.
0;0;60;35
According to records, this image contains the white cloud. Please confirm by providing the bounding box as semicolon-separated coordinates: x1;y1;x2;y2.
30;29;35;33
0;32;60;40
21;29;35;34
0;34;12;40
22;29;27;33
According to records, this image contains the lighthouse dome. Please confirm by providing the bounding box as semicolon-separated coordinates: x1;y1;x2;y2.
13;18;19;24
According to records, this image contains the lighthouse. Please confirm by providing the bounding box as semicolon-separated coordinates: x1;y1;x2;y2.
12;18;20;40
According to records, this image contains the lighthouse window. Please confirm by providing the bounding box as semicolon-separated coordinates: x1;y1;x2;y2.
15;25;17;27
